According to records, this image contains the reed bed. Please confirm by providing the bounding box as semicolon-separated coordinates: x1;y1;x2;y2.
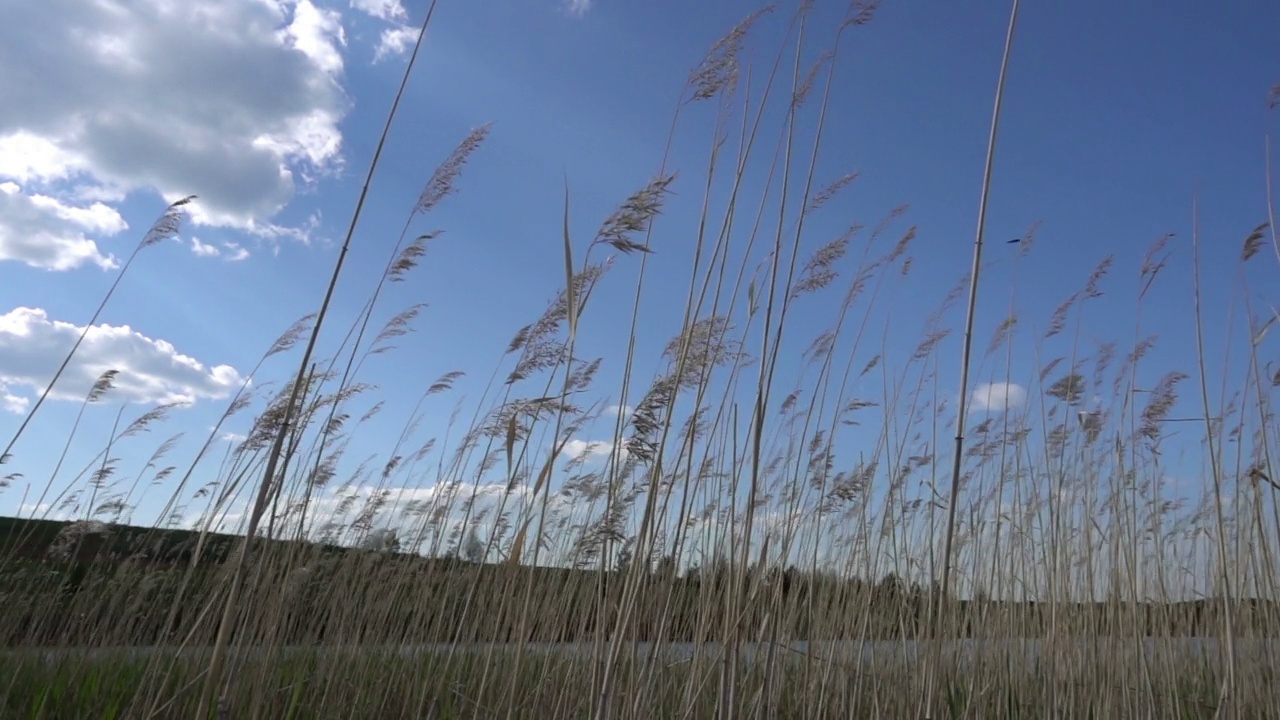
2;1;1278;718
2;641;1269;719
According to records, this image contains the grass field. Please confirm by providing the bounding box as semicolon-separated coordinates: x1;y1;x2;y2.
1;641;1267;719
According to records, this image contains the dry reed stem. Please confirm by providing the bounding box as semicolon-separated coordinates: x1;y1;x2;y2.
929;0;1021;717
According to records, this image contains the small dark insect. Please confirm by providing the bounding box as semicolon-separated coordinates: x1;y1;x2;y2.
1006;238;1021;244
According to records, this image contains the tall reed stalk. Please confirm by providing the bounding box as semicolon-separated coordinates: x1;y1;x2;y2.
928;0;1021;716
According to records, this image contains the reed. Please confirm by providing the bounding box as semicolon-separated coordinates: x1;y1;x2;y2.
1;2;1276;718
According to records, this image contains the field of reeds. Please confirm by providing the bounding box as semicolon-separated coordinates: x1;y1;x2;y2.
2;1;1279;718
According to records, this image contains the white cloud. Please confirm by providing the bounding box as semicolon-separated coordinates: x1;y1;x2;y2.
189;236;220;258
220;431;247;443
563;439;614;460
291;482;543;556
0;133;85;185
563;439;630;468
277;0;347;77
186;236;254;261
18;503;59;520
374;24;419;62
0;181;122;271
2;389;27;414
351;0;406;21
0;0;349;260
223;242;251;262
606;403;632;418
563;0;592;16
0;307;244;406
28;192;128;235
275;477;612;562
969;382;1027;413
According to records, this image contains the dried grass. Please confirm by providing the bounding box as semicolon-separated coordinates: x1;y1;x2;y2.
2;2;1278;719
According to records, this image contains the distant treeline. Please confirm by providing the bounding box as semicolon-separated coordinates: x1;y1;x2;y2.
0;517;1274;647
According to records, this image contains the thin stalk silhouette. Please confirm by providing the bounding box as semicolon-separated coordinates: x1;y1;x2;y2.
927;0;1021;716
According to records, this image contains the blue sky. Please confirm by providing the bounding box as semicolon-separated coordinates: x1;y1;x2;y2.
0;0;1276;589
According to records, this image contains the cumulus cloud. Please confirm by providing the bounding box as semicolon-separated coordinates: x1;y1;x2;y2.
0;0;350;269
0;307;243;406
281;0;347;76
563;0;592;16
969;382;1027;413
0;132;85;184
0;181;122;270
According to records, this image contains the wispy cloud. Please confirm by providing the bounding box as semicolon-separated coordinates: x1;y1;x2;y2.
190;237;251;261
563;0;592;16
222;242;251;262
374;24;418;62
189;236;220;258
2;388;27;414
351;0;406;22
